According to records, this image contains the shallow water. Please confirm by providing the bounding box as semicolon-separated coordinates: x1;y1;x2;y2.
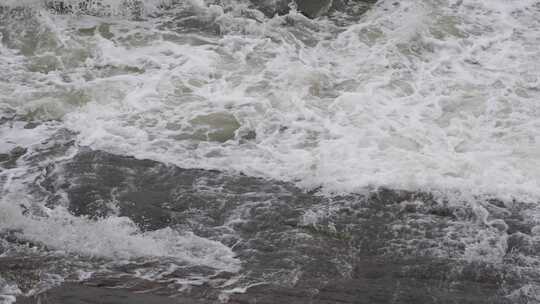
0;0;539;303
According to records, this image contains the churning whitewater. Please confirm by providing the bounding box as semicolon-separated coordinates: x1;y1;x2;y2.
1;0;539;303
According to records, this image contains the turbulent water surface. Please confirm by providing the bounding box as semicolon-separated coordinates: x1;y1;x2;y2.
1;0;540;303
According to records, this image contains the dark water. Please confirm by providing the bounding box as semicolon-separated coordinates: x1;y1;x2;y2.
1;134;536;303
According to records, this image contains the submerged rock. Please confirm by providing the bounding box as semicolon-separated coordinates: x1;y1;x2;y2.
189;112;241;143
250;0;377;19
17;283;192;304
248;0;290;17
295;0;333;18
27;149;529;303
0;146;28;168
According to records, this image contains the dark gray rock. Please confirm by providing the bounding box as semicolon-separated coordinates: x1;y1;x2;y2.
248;0;291;17
295;0;333;18
23;122;40;129
0;146;28;168
16;262;512;304
10;146;27;158
0;153;9;162
27;149;530;303
41;149;304;231
17;283;210;304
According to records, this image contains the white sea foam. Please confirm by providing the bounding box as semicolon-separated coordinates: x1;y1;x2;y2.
0;203;237;270
0;122;58;154
25;0;534;203
3;1;540;199
0;277;20;304
0;175;239;270
0;135;239;296
0;124;239;273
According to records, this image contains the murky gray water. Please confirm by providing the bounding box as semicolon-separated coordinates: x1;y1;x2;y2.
3;140;533;303
1;0;540;303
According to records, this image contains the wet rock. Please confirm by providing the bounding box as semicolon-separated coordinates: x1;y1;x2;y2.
16;260;511;304
240;130;257;141
0;153;9;162
41;149;299;231
10;146;27;158
249;0;376;19
185;112;241;143
248;0;291;17
46;0;375;21
31;150;532;303
43;150;175;230
17;283;211;304
295;0;333;18
23;122;39;129
228;262;510;304
0;146;28;168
